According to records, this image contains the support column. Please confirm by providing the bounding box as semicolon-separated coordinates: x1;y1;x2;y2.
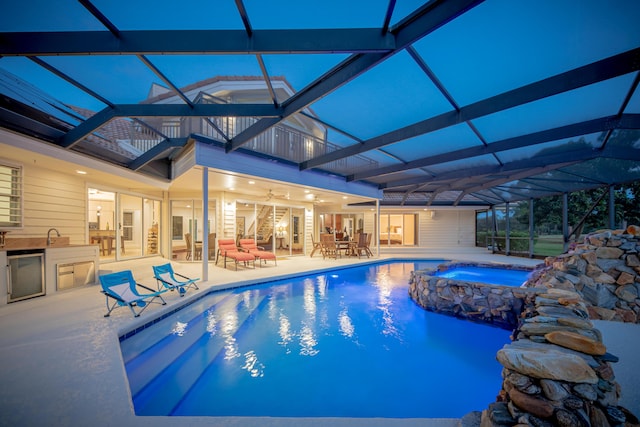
529;198;535;259
202;167;209;282
491;205;497;253
562;192;569;253
505;202;510;256
608;185;615;229
376;199;380;257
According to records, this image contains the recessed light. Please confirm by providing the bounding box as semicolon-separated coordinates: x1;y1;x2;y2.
229;187;235;191
248;181;255;185
76;170;87;175
342;196;348;199
304;189;310;193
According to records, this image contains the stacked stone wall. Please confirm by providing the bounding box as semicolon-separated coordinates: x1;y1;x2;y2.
479;286;637;426
408;262;535;330
527;227;640;323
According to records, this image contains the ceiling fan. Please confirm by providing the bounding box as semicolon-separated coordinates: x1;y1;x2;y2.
265;189;289;201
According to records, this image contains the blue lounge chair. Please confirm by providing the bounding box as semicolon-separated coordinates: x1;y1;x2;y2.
152;263;200;296
99;270;167;317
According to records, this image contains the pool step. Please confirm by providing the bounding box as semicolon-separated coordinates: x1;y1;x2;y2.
122;293;239;398
120;292;229;365
129;292;267;415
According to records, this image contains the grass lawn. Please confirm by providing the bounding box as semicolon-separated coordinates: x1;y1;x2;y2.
534;235;564;256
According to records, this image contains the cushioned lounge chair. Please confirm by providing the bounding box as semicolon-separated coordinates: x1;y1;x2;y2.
99;270;167;317
216;238;256;270
152;263;200;296
239;238;277;266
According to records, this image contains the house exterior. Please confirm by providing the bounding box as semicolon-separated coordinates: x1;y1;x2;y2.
0;73;483;304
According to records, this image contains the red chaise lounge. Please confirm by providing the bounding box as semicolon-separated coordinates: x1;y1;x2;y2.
216;239;255;270
239;238;277;266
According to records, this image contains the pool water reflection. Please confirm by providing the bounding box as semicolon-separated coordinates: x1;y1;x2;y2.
121;260;511;418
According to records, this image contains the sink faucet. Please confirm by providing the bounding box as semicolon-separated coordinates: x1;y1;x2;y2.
47;228;60;246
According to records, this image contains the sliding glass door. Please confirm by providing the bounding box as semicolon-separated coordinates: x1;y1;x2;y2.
88;188;162;261
236;202;305;256
170;199;217;261
380;213;417;246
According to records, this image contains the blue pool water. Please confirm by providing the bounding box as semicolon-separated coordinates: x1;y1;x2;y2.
433;265;531;287
120;260;511;418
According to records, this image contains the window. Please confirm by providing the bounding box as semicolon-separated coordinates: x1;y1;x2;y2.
0;163;22;228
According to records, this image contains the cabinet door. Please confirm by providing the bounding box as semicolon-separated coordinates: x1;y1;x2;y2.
73;261;95;287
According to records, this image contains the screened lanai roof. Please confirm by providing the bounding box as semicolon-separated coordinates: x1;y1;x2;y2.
1;0;639;206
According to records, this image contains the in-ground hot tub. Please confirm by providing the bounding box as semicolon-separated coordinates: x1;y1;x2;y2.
409;261;541;329
431;262;534;287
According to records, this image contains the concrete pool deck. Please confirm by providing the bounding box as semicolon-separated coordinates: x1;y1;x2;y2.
0;249;637;427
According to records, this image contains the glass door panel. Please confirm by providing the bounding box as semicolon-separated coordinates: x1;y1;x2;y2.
256;203;274;252
388;214;403;245
236;202;254;240
170;200;203;261
144;199;161;256
275;205;290;256
88;188;116;261
403;214;416;245
119;194;143;258
291;207;305;255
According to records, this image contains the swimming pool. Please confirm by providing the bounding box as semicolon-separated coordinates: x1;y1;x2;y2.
120;260;511;418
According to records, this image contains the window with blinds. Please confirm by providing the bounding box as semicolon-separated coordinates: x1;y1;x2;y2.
0;163;22;228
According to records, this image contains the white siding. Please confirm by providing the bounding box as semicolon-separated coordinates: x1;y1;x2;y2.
17;164;86;244
222;195;236;239
304;208;313;255
419;209;476;248
363;211;377;250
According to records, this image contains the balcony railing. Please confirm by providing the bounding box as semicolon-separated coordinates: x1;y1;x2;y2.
127;110;377;175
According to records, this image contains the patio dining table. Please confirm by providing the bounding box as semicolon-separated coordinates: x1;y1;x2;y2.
335;240;357;257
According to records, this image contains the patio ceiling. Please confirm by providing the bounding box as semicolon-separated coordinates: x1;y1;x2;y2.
1;0;639;206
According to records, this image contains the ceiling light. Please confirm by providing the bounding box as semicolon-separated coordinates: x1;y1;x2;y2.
248;180;255;184
76;170;87;175
304;189;310;193
342;196;348;199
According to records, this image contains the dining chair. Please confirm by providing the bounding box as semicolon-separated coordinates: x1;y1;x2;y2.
310;233;322;257
320;233;339;259
184;233;202;260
